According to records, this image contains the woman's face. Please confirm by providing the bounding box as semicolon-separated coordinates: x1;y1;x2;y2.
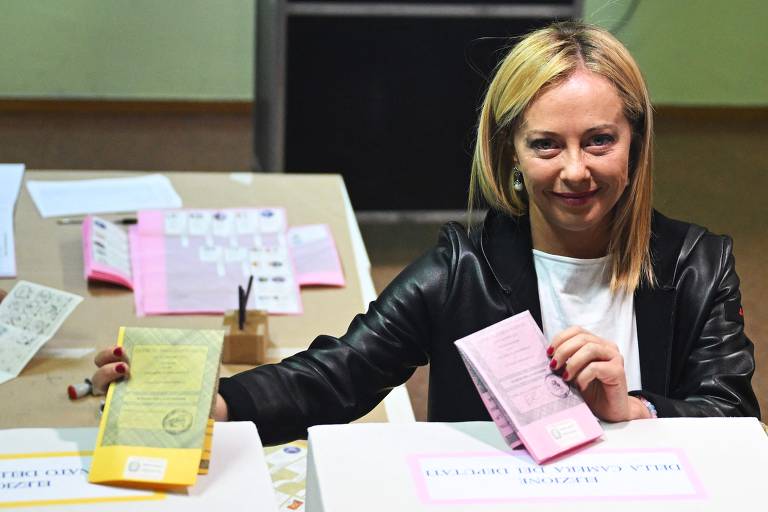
512;68;632;256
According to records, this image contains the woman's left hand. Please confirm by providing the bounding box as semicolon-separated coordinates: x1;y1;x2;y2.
549;326;649;422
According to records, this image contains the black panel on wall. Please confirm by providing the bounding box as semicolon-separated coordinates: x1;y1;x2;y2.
285;14;567;210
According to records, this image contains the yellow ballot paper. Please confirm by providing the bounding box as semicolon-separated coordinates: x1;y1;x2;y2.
89;327;224;489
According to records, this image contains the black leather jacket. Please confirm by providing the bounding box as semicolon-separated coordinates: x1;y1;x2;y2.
219;210;760;445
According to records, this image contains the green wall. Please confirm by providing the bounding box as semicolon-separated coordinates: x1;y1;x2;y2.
0;0;253;100
1;0;764;105
584;0;768;106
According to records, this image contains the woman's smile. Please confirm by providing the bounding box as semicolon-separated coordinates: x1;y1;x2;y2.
550;188;601;207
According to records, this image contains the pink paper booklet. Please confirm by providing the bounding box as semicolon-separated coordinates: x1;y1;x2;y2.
454;311;603;463
82;216;134;289
82;211;346;316
131;208;303;316
287;224;345;287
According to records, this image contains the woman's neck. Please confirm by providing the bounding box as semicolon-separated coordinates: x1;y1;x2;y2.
529;209;611;259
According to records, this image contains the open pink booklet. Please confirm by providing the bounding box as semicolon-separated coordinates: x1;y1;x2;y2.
455;311;603;463
82;212;345;316
82;216;134;289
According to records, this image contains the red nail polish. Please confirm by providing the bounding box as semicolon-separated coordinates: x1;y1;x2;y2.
116;363;126;374
549;359;557;369
113;347;123;357
546;346;554;356
67;385;77;400
563;370;570;380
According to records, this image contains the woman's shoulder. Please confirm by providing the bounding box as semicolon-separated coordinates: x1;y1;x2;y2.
434;219;480;253
651;210;735;286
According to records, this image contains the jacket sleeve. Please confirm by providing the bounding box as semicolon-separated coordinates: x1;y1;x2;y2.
217;225;459;445
634;235;760;419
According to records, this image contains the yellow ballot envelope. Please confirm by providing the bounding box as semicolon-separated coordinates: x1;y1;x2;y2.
89;327;224;489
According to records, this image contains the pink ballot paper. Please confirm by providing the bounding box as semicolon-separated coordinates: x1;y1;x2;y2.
455;311;603;463
82;210;346;316
82;216;133;289
132;208;303;316
288;224;345;287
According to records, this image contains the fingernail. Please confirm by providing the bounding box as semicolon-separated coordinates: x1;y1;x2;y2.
549;359;557;369
546;346;554;357
113;347;123;357
116;363;126;374
563;370;570;380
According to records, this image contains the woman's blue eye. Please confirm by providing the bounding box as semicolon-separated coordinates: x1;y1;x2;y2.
590;134;614;146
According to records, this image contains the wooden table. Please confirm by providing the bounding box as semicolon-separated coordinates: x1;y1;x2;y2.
0;170;413;428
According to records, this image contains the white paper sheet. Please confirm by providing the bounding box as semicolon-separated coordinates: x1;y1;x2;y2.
0;164;24;206
0;208;15;278
0;281;83;385
25;174;182;218
0;164;25;278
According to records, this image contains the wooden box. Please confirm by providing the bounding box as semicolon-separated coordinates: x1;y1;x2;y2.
222;310;269;365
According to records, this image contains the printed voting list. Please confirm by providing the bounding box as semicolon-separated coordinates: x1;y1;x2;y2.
455;311;602;463
0;281;82;385
82;210;346;316
89;327;224;489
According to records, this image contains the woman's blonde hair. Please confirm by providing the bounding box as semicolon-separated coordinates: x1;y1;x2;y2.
469;21;654;292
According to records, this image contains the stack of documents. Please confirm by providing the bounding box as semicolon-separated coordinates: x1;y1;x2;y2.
89;327;224;489
455;311;602;463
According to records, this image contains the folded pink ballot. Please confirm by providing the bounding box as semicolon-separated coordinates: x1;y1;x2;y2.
82;216;134;289
455;311;603;463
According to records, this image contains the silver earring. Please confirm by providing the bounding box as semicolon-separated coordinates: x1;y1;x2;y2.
513;167;524;192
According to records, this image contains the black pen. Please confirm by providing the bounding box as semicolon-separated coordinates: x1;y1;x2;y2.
238;285;245;330
244;275;254;305
57;217;138;225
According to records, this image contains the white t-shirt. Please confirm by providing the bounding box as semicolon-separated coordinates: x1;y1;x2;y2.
532;249;642;391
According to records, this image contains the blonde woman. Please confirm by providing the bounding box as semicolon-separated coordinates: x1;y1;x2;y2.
93;21;759;443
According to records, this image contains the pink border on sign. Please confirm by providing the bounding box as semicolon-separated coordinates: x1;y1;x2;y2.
406;447;707;505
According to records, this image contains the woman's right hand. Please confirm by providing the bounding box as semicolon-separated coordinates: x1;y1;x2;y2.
92;346;130;395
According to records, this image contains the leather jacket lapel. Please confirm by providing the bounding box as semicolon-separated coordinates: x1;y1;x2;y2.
479;211;543;328
634;283;675;395
634;211;688;396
